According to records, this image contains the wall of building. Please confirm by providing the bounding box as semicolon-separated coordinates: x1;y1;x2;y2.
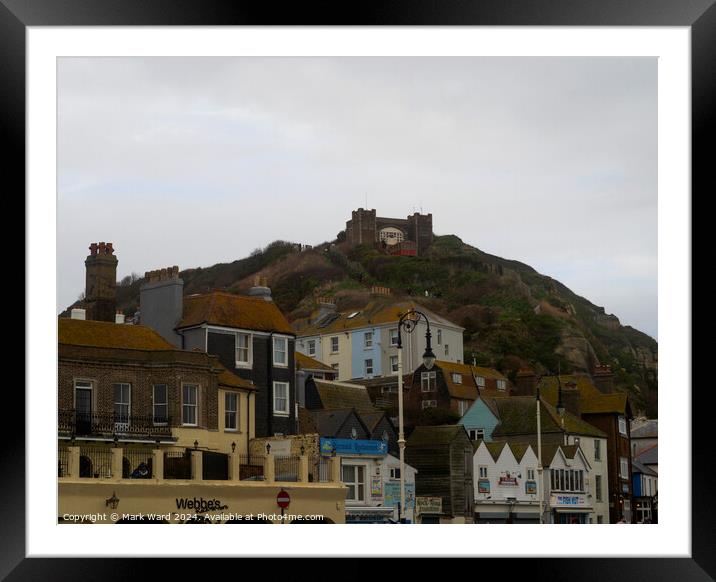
351;327;382;379
543;450;594;524
58;356;219;432
565;434;609;524
58;479;346;524
458;399;500;441
582;413;632;523
139;276;183;347
206;329;296;438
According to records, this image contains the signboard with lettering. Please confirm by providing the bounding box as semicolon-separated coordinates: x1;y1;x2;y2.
551;495;586;507
478;479;490;493
416;496;442;514
525;480;537;495
498;471;518;486
320;437;388;456
384;482;415;509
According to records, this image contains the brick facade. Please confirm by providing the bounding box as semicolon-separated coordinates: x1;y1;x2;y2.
59;344;222;431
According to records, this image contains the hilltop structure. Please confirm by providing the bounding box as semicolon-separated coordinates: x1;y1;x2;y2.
345;208;434;256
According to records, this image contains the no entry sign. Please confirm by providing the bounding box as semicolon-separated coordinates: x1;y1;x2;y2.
276;490;291;509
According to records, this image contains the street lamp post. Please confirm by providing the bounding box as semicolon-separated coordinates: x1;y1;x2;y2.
396;309;436;524
536;383;544;524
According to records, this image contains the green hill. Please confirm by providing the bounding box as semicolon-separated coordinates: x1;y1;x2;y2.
69;235;658;416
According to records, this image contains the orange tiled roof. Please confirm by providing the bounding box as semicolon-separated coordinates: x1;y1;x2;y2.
58;318;174;350
295;351;334;372
216;363;255;391
178;291;293;334
433;360;508;401
294;300;462;336
538;375;629;415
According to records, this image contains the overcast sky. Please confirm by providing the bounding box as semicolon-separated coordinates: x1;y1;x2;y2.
57;57;657;339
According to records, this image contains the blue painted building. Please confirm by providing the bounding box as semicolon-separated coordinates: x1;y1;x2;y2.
351;327;382;379
458;397;500;442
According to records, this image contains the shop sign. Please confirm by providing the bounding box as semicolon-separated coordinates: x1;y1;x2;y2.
320;437;388;456
478;479;490;493
416;496;442;514
384;482;415;508
525;480;537;495
552;495;585;507
498;471;518;486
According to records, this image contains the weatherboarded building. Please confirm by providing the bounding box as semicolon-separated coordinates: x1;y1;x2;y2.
140;269;297;438
405;425;475;524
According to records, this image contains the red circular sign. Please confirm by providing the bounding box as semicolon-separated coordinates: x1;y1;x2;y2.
277;490;290;508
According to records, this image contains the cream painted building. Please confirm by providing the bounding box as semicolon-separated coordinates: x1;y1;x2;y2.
295;299;464;381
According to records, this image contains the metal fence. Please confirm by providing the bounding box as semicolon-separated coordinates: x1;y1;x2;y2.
275;455;300;482
79;446;113;478
59;409;173;439
123;448;154;479
238;454;265;481
164;449;192;479
58;446;69;477
308;456;331;483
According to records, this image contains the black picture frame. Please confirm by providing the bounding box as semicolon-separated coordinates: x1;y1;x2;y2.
7;0;710;578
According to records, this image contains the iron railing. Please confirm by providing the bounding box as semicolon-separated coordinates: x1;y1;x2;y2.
59;409;173;440
275;455;300;482
122;448;154;479
238;454;265;481
58;446;69;477
79;446;113;478
308;456;331;483
164;449;192;479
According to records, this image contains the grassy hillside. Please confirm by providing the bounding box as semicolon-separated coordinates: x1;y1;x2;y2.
68;235;658;416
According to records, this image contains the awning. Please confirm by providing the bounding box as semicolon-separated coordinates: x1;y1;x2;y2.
477;512;509;519
553;507;593;513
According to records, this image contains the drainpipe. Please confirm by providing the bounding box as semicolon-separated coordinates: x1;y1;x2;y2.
267;333;274;436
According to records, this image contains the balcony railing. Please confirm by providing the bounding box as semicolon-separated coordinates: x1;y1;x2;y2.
58;409;174;440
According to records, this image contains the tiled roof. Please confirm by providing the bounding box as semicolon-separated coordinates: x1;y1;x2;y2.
360;411;389;432
178;291;293;334
632;459;658;477
581;392;629;415
635;443;658;466
490;396;606;439
216;363;255;390
406;424;468;447
631;419;658;439
538;374;630;415
540;444;581;467
294;300;462;337
310;408;366;437
58;318;174;351
434;360;508;401
485;441;508;462
295;351;335;372
313;380;378;413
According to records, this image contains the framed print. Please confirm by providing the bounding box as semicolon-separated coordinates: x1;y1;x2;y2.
6;0;712;577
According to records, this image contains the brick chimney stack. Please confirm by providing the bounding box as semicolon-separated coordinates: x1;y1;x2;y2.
84;241;118;322
593;364;614;394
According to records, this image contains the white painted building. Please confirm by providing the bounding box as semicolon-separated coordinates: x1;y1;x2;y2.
473;441;541;523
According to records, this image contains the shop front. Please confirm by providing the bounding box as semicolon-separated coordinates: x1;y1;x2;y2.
549;493;593;524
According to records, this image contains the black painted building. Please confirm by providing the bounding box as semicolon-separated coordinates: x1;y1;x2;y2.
140;272;297;437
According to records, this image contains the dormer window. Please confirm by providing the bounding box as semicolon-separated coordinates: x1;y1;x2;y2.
476;376;486;388
452;373;462;384
497;379;506;391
